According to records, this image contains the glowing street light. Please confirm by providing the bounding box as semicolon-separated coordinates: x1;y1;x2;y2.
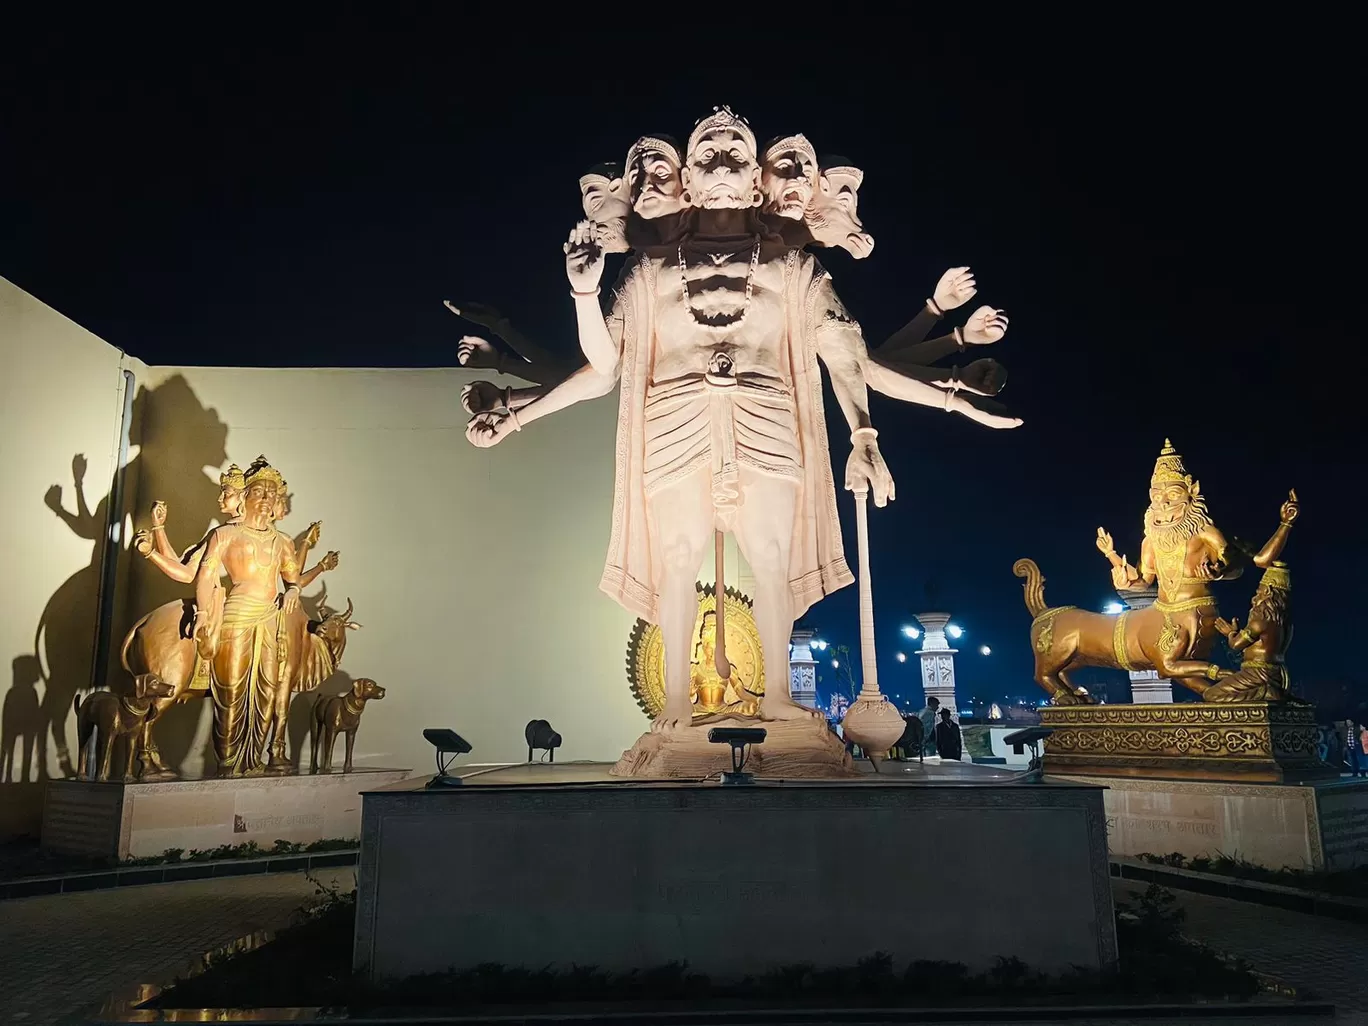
901;625;920;640
831;658;840;669
979;645;992;656
1102;601;1125;615
812;639;828;651
895;652;906;662
946;624;964;639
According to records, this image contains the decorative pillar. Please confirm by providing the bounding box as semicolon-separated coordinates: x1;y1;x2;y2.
788;627;818;709
1119;586;1173;704
915;611;959;715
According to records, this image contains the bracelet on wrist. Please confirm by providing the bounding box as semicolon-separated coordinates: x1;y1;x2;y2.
572;287;602;299
508;408;523;432
850;426;878;444
953;326;965;350
151;524;166;532
925;298;944;317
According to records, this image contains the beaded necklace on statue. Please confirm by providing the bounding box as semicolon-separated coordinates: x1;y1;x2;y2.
678;236;761;326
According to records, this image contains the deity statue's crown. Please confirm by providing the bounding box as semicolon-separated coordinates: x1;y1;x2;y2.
818;154;864;186
1151;438;1190;486
626;134;682;169
761;133;817;169
219;463;245;491
244;454;285;490
687;105;756;157
578;161;622;190
1260;561;1291;591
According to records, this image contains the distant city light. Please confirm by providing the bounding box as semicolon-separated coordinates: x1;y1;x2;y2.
896;652;907;663
947;624;964;639
1103;601;1125;615
831;659;840;669
901;625;920;640
989;703;1003;720
979;645;992;656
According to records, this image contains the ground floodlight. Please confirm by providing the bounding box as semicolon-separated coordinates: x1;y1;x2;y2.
423;728;472;788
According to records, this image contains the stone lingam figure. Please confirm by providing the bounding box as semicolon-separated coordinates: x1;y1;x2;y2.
1014;440;1298;703
467;107;1023;774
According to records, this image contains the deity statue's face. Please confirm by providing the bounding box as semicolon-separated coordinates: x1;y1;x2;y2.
683;128;760;210
699;611;717;642
806;169;873;258
217;484;244;518
579;173;631;251
243;480;278;523
628;148;685;219
1146;483;1192;530
761;147;817;220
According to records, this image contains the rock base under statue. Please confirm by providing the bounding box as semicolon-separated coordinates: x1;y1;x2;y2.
42;768;412;859
1040;701;1336;782
610;716;856;779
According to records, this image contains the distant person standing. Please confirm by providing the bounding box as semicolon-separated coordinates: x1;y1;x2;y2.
935;708;963;762
918;696;940;756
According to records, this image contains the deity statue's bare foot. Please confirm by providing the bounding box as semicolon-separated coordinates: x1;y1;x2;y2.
760;696;825;722
651;698;694;733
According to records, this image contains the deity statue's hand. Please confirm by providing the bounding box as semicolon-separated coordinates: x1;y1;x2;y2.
461;380;506;415
844;439;896;507
134;529;155;557
955;359;1007;396
281;586;301;615
1280;489;1299;525
1214;616;1239;638
1110;561;1139;590
193;615;214;660
303;521;322;549
961;306;1009;345
945;392;1023;429
319;551;340;572
932;267;977;313
150;500;168;528
44;484;62;512
445;299;511;335
456;335;502;370
72;453;87;483
1095;528;1116;559
466;411;518;448
564;220;605;294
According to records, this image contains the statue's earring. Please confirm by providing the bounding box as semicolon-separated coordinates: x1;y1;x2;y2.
751;188;764;207
680;189;693;207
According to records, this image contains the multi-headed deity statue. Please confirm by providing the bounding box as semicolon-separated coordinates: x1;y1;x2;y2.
122;456;357;776
1014;440;1298;703
464;106;1025;745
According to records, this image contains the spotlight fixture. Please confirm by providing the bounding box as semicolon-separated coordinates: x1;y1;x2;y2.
525;719;563;763
708;727;767;785
422;728;472;788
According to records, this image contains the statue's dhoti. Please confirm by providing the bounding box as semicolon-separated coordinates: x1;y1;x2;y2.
1206;661;1291;702
211;593;284;772
643;368;801;530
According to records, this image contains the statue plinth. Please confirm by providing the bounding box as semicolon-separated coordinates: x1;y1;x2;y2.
610;716;856;779
1040;702;1337;783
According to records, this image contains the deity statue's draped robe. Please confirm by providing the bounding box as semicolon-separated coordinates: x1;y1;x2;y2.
599;248;853;622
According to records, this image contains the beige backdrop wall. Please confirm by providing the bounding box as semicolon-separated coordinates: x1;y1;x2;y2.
0;278;136;831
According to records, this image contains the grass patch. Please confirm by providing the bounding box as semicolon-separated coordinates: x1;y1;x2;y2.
0;837;356;882
146;880;1266;1011
1135;850;1368;899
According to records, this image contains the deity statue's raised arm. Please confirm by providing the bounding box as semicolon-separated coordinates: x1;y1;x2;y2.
1235;491;1299;569
565;220;624;377
808;270;894;506
136;465;246;584
878;267;979;360
466;361;618;448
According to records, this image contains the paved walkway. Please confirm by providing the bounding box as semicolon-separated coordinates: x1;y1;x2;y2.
1;873;1361;1023
0;868;352;1024
1115;881;1368;1014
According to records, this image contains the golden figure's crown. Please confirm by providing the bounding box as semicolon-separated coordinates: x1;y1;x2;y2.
687;105;756;158
761;133;817;169
219;464;245;491
626;135;682;170
1151;438;1190;486
1260;561;1291;591
244;454;285;490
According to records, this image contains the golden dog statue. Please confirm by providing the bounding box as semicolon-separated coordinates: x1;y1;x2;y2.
310;677;385;773
75;674;176;781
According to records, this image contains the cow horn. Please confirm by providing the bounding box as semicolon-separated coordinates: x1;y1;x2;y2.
344;597;354;620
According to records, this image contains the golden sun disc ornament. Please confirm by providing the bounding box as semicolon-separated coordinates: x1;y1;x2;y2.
627;583;766;719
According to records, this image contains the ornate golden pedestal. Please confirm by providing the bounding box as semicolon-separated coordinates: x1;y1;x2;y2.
1040;702;1336;782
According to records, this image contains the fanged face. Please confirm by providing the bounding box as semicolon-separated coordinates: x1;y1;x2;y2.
683;128;759;210
761;147;816;220
1147;484;1191;528
629;149;685;218
579;174;630;250
806;170;873;258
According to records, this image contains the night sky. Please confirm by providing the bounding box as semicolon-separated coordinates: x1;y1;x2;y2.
3;16;1361;715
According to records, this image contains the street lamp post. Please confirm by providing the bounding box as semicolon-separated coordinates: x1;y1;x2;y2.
915;611;960;715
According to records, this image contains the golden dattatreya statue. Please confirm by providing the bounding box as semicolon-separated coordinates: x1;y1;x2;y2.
121;456;357;776
1206;562;1300;702
1013;439;1297;703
